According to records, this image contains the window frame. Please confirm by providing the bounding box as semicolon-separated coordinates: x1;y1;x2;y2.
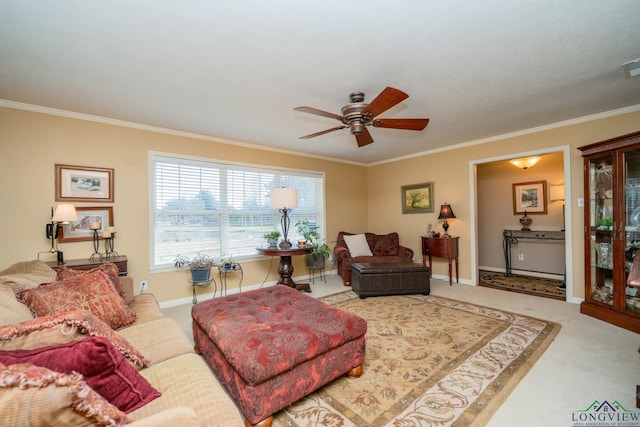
148;151;326;271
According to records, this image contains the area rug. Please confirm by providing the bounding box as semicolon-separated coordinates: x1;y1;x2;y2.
479;271;565;301
272;291;560;427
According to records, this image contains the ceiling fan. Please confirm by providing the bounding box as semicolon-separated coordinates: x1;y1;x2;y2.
294;87;429;147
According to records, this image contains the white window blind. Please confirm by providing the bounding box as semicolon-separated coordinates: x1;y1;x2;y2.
151;153;325;268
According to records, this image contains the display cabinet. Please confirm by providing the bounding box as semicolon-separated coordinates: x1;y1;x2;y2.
579;131;640;333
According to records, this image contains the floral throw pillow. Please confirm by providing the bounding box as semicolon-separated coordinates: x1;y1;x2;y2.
17;269;136;330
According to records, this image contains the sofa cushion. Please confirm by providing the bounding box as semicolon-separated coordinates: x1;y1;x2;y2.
0;337;160;413
0;284;33;327
0;260;57;293
0;362;131;426
0;309;150;368
370;232;400;256
56;263;130;303
343;233;373;257
17;269;136;330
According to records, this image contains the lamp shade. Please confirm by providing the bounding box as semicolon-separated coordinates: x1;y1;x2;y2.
52;204;78;223
437;203;456;220
550;185;565;201
270;188;297;209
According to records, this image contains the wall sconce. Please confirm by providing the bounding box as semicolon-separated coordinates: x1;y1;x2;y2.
46;204;78;263
509;156;541;170
270;188;297;249
550;184;565;231
438;203;456;238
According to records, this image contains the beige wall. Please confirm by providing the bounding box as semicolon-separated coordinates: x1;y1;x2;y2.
0;107;368;303
2;105;640;303
367;110;640;299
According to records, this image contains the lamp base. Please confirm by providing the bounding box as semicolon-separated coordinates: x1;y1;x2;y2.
442;220;451;238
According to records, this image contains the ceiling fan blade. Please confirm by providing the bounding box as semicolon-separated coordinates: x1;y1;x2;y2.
362;87;409;118
299;126;346;139
372;118;430;130
355;128;374;147
294;106;343;121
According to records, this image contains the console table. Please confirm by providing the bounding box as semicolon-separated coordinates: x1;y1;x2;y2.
502;230;565;276
255;247;313;292
421;236;459;286
46;255;128;276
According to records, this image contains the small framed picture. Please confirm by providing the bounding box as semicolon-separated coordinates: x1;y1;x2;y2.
59;206;114;243
512;180;547;214
401;182;434;214
55;164;114;202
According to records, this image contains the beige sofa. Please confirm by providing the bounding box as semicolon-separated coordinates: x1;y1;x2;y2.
0;260;244;427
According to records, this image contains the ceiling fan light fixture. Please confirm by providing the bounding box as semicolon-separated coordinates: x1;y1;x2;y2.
350;120;365;135
509;156;541;169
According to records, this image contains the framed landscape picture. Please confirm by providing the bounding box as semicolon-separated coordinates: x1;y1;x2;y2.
55;164;114;202
59;206;114;243
401;182;434;214
512;180;547;214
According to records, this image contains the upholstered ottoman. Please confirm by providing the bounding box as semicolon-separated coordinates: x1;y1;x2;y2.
191;285;367;427
351;262;430;298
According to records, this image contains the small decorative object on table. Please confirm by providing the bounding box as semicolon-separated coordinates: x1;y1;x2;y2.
89;222;103;261
262;231;281;248
519;210;532;231
103;227;118;259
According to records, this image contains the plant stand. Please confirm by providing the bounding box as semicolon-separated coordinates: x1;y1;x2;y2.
306;253;326;284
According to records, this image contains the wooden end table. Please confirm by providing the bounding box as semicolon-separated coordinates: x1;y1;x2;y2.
421;236;459;286
256;247;313;292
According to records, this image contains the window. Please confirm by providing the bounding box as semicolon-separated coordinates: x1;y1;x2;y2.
150;153;325;269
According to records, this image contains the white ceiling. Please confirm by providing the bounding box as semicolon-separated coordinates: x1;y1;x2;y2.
1;1;640;164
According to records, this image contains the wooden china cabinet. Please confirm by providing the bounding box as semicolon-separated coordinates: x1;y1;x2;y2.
579;131;640;333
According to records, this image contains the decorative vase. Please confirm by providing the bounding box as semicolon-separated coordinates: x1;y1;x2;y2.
267;238;278;248
519;211;532;231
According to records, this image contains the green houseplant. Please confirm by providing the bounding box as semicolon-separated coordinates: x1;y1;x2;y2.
262;231;281;248
174;253;217;283
294;220;330;268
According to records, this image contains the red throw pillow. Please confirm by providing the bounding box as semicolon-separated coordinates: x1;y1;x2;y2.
17;269;136;330
56;263;126;301
0;337;160;413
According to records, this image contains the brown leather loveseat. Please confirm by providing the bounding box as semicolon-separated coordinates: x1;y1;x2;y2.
333;231;414;285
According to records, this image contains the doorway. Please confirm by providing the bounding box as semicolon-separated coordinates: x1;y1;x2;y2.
468;145;575;302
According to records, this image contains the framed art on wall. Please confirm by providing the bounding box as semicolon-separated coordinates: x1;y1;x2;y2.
401;182;434;214
512;180;547;214
55;164;114;202
59;206;114;243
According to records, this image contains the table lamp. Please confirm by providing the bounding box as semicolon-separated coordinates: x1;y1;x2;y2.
270;188;297;249
438;203;456;237
46;204;78;263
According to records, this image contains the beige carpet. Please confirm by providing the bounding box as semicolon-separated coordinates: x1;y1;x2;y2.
273;291;561;427
479;271;565;301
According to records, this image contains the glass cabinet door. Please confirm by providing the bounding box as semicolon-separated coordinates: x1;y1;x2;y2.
624;149;640;315
588;155;614;307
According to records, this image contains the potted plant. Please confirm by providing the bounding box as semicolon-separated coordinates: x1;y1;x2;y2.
262;231;281;248
294;220;330;268
174;253;217;283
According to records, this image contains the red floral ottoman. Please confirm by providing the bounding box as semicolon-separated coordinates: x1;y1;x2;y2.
191;285;367;427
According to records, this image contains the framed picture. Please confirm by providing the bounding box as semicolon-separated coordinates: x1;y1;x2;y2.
55;164;114;202
59;206;114;243
512;180;547;214
401;182;434;214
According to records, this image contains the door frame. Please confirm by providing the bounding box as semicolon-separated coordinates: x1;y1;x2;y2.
468;144;579;303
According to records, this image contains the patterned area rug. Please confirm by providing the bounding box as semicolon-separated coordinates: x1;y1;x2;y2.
272;291;560;427
479;271;565;301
